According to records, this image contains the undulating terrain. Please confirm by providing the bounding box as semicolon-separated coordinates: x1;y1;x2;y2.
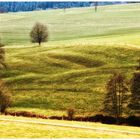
0;3;140;137
0;3;140;116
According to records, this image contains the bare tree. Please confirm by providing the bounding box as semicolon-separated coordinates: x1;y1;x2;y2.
103;73;128;122
30;22;48;46
0;80;12;113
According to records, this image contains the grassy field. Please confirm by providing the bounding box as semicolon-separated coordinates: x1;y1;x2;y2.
0;3;140;116
1;4;140;45
0;115;140;138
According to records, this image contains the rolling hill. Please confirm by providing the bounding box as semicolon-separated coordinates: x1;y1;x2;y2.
0;3;140;116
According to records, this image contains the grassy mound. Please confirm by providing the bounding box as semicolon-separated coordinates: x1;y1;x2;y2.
0;43;138;116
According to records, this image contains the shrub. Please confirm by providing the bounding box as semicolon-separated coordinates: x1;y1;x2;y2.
126;116;140;126
5;110;48;119
67;108;75;120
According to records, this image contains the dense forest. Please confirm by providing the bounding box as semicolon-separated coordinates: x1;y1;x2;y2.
0;2;126;12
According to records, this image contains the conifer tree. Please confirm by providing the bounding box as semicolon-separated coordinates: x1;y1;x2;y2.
103;73;128;121
129;59;140;115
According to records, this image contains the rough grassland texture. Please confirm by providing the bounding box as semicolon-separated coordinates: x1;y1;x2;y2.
0;4;140;115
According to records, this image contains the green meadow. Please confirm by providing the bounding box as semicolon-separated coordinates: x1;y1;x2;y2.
0;3;140;116
0;115;140;138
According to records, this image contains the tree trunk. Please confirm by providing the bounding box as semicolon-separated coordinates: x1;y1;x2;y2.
0;105;6;114
39;41;41;46
95;2;98;12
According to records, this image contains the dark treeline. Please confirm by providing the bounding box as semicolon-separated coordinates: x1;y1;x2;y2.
0;2;126;13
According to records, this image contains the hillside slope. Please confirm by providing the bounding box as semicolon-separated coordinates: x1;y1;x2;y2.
0;4;140;116
1;3;140;46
